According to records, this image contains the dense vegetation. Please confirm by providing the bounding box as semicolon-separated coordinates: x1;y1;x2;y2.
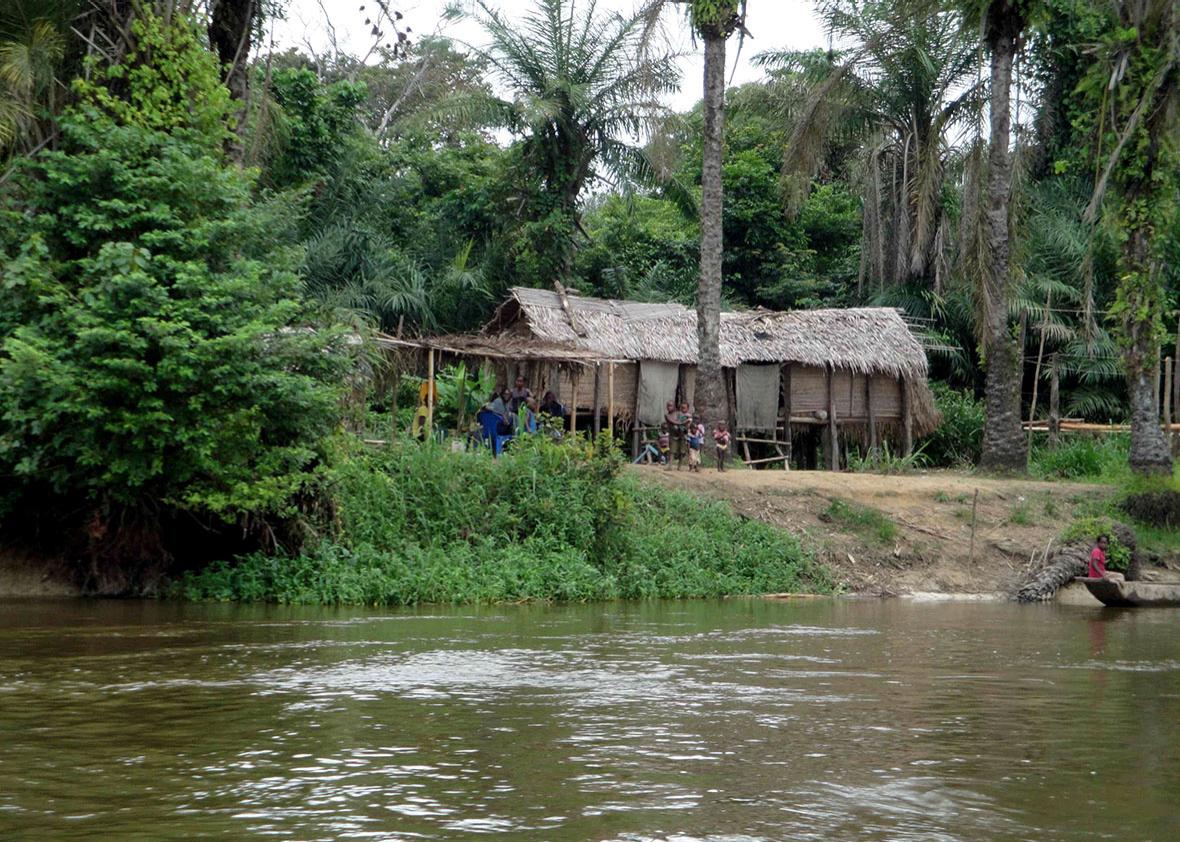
177;435;832;604
2;0;1180;596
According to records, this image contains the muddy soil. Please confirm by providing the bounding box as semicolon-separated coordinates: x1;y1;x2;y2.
637;465;1116;596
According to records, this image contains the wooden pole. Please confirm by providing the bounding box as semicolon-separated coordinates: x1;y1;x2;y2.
1153;350;1161;417
1173;318;1180;456
827;364;839;470
1048;356;1060;448
866;375;878;457
455;361;467;433
592;363;602;436
901;376;913;457
607;362;615;437
570;370;579;435
1026;290;1052;461
781;364;793;470
1163;356;1174;437
969;488;979;563
390;363;402;441
425;347;435;439
632;364;642;457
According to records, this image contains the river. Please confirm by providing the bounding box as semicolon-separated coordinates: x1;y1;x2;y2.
0;598;1177;841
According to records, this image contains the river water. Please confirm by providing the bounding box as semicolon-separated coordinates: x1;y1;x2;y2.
0;598;1177;841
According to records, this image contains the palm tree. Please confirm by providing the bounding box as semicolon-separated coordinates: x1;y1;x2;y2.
976;0;1032;472
758;1;982;295
680;0;744;431
461;0;677;278
1083;0;1179;475
0;9;67;162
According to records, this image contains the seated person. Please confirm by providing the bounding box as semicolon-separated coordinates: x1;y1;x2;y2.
539;390;566;420
482;389;514;435
1088;534;1124;582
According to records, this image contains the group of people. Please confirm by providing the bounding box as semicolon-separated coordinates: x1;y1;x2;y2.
480;376;567;437
655;401;731;472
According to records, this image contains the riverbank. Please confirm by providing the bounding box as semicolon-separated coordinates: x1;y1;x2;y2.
640;465;1129;597
4;439;1169;602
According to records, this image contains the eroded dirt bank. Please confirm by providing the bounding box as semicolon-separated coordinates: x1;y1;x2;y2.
638;465;1120;596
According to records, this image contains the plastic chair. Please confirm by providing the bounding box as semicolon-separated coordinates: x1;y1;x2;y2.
477;410;512;456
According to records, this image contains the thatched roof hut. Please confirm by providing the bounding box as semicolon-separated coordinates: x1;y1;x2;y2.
384;287;939;468
487;287;928;380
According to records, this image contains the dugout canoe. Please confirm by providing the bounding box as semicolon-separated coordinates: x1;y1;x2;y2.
1076;577;1180;608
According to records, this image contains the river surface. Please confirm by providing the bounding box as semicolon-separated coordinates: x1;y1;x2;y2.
0;598;1178;841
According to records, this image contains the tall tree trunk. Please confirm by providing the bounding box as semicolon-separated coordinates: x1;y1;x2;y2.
208;0;258;161
978;6;1026;473
695;31;727;431
1122;226;1173;474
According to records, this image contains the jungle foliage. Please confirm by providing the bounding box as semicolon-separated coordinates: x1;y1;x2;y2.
3;0;1180;592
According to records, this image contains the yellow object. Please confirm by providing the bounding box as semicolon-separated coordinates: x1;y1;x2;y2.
418;382;439;404
410;405;429;439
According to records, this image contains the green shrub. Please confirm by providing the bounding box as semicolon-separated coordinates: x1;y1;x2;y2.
921;384;983;468
1030;434;1130;481
174;435;834;604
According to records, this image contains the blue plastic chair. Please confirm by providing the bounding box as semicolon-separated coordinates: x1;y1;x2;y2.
477;410;512;456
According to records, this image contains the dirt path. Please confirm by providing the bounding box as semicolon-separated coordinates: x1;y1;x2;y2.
634;465;1115;596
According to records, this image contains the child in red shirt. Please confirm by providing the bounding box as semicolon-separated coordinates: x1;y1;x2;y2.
713;422;731;472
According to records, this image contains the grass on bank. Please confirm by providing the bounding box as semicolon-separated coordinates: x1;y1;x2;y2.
174;435;834;605
822;498;897;544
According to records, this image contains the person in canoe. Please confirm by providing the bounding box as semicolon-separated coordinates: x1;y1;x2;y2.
1088;534;1124;582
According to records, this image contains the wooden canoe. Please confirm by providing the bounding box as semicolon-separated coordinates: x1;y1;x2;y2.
1076;577;1180;608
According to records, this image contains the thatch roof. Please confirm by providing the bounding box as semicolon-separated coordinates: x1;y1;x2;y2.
374;332;606;365
487;287;929;380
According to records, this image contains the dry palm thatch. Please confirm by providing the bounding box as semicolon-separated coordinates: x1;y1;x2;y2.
488;287;930;379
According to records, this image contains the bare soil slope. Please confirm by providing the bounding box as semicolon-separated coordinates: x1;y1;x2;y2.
637;465;1115;596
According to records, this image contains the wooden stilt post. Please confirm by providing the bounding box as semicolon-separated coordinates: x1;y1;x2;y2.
781;364;792;470
866;375;878;457
1048;356;1061;449
607;362;615;437
426;347;435;439
592;363;602;436
632;366;642;458
827;364;839;470
901;376;913;457
570;369;579;436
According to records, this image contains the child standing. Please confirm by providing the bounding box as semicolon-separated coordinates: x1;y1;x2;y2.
686;417;706;472
713;421;731;472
